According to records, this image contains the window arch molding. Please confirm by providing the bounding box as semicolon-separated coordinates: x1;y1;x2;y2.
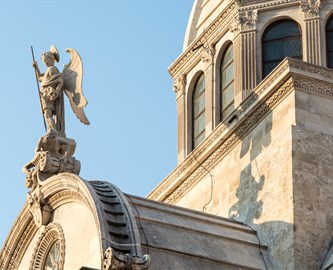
325;13;333;68
215;40;234;125
259;16;303;79
186;71;206;152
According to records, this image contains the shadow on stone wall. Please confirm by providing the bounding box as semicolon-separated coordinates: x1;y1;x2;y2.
228;164;294;269
229;164;264;225
239;104;272;161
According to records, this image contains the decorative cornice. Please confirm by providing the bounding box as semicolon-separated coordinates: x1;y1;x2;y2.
300;0;320;19
239;0;298;10
294;79;333;98
169;0;299;79
168;1;238;78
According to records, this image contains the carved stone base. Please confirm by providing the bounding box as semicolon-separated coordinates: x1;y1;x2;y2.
22;130;81;190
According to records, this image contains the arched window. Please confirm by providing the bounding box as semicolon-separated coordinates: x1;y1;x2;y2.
326;15;333;68
221;43;234;121
192;73;205;149
262;19;302;77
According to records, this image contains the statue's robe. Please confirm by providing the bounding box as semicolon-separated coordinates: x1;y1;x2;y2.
41;66;65;135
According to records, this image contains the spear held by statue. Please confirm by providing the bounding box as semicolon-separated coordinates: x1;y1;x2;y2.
31;45;47;132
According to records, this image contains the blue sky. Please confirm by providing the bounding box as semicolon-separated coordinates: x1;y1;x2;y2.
0;0;193;249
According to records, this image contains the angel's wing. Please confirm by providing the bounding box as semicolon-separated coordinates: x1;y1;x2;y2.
63;48;90;125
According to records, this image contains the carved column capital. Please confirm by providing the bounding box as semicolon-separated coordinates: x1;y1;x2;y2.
201;44;216;66
102;247;150;270
173;74;186;97
230;10;258;35
300;0;320;19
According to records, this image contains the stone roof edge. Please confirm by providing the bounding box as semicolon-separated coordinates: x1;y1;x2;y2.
127;194;266;248
148;58;333;204
129;194;254;233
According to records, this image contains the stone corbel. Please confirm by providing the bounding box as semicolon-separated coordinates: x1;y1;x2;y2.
28;189;52;228
300;0;320;19
201;44;216;66
230;9;258;35
102;247;150;270
173;74;186;98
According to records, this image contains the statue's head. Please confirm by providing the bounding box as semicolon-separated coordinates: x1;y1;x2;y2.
41;45;60;67
41;52;56;67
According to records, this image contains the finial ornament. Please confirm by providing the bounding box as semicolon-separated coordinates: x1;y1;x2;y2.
23;45;89;191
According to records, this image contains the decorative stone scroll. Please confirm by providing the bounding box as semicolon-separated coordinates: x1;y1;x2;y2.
102;247;150;270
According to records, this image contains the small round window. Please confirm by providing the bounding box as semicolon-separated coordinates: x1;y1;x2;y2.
30;223;65;270
43;240;61;270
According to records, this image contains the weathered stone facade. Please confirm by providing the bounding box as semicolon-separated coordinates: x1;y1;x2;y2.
148;0;333;268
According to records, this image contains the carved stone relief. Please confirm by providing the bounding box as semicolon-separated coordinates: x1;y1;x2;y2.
102;247;150;270
230;10;258;34
28;189;52;228
173;74;186;98
22;130;81;190
201;44;216;66
300;0;320;18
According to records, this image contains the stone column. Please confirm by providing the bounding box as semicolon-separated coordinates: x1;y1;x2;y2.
301;0;321;65
174;75;187;163
201;44;216;135
231;10;258;105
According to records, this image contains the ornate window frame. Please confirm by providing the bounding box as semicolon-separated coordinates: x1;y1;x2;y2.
30;222;65;270
220;42;235;122
262;19;302;77
326;14;333;68
192;72;206;150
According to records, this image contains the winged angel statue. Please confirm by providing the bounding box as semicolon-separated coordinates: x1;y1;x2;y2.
33;45;89;135
23;46;89;193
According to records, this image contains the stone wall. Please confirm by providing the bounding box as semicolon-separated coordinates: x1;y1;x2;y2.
292;90;333;269
174;90;296;269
